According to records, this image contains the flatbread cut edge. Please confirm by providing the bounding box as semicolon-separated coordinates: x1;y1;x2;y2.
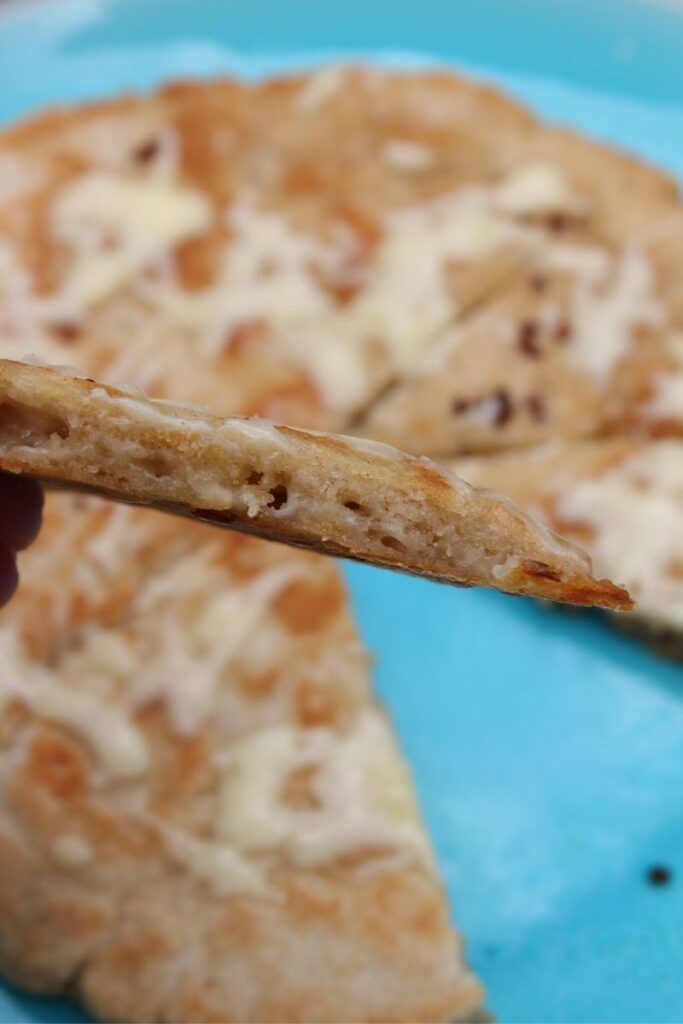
0;360;631;610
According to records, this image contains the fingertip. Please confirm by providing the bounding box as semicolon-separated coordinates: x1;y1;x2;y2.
0;472;43;551
0;542;18;607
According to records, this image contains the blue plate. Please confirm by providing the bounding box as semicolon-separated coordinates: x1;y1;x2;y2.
2;1;683;1021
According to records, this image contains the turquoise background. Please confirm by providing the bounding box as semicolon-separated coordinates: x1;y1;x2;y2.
1;1;683;1020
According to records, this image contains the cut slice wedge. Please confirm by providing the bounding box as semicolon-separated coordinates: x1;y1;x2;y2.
0;359;631;610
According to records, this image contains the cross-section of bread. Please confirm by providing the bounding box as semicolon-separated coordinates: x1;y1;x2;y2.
0;360;630;610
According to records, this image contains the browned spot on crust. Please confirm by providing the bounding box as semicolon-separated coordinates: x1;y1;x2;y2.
295;680;347;729
282;875;343;928
361;871;445;952
412;460;452;498
276;423;349;454
280;764;321;810
281;163;327;196
273;575;344;635
175;224;223;291
523;559;562;582
43;893;112;942
333;203;382;250
150;730;216;816
24;730;89;800
237;668;280;700
222;318;268;357
245;374;321;423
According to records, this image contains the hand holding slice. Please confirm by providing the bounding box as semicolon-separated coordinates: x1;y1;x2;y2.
0;359;631;609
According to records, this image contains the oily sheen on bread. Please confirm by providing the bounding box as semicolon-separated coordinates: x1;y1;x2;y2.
0;360;630;609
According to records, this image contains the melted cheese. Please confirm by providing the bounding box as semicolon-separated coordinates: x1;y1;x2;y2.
153;202;335;340
0;626;149;777
349;199;512;369
164;827;266;896
138;187;534;413
382;140;433;170
544;242;610;280
567;247;661;379
218;709;433;869
495;162;582;216
134;558;300;733
27;681;149;776
542;243;662;380
51;834;94;870
51;172;211;309
555;441;683;627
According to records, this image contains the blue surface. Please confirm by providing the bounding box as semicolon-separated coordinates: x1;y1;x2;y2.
1;1;683;1020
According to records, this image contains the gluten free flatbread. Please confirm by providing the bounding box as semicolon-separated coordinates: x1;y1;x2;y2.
0;63;678;1023
0;360;630;610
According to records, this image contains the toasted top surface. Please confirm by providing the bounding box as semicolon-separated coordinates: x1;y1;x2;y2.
0;359;631;611
0;61;676;1022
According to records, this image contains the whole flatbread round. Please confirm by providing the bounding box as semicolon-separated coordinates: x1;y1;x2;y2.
0;64;680;1022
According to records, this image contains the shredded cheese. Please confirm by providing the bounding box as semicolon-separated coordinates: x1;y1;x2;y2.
218;709;433;870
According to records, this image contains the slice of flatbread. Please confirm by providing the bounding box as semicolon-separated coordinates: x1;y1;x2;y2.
0;360;630;610
454;437;683;640
0;494;484;1023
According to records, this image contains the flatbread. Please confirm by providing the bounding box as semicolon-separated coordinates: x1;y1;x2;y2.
0;61;678;1022
454;437;683;638
358;185;678;457
0;67;529;1023
0;67;544;432
0;360;629;610
0;492;485;1022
